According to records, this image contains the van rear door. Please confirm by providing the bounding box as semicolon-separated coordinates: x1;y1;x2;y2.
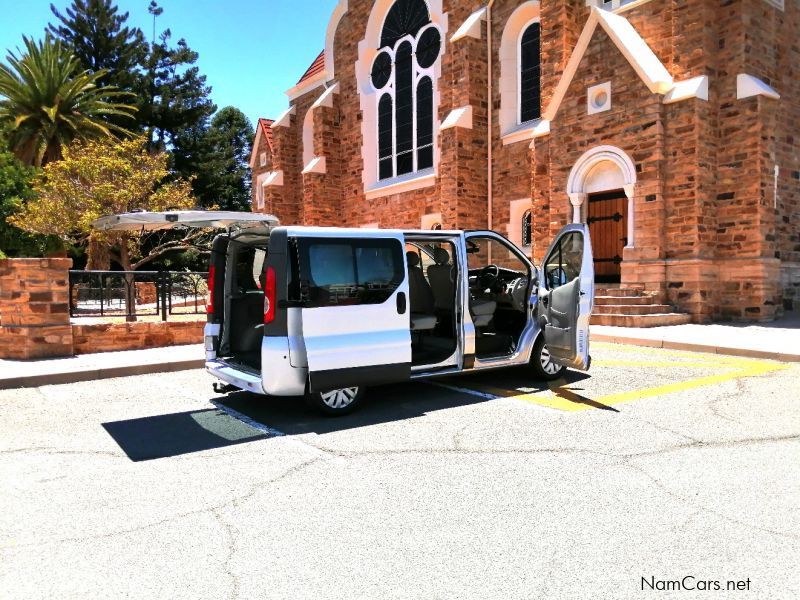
538;224;594;370
293;232;411;392
92;210;279;233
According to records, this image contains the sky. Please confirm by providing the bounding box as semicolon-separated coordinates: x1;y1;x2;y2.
0;0;338;130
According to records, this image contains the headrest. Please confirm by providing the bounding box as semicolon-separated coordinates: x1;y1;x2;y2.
406;251;421;267
433;247;450;265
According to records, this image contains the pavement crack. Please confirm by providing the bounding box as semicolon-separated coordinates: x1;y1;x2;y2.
0;456;324;551
211;508;241;600
0;446;119;458
622;462;800;542
619;433;800;459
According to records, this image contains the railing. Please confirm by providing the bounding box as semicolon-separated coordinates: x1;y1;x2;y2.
68;270;209;321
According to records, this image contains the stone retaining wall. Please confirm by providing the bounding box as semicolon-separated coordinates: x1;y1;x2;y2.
72;321;204;355
0;258;74;359
0;258;205;360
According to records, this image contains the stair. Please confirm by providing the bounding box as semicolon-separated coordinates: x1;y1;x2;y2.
591;286;692;328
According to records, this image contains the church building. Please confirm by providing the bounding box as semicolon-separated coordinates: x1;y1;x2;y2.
249;0;799;324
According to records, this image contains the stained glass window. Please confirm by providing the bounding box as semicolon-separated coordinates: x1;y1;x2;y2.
520;22;541;123
371;0;441;181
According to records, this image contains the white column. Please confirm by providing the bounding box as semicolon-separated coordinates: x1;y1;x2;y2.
568;193;587;224
623;183;635;248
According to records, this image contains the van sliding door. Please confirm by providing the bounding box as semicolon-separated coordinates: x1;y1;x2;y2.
296;234;411;392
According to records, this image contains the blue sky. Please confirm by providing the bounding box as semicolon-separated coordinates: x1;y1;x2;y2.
0;0;338;130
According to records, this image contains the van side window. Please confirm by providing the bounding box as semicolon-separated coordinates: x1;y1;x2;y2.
544;232;583;289
291;238;404;307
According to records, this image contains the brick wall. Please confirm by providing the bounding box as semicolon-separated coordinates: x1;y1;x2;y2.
72;321;204;355
0;259;205;360
251;0;798;321
0;259;73;359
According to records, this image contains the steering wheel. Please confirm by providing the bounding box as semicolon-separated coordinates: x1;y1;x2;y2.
478;264;500;290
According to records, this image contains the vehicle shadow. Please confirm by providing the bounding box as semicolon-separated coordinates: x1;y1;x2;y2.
102;408;269;462
215;368;595;436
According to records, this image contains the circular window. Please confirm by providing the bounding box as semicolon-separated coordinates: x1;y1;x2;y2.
416;27;441;69
371;51;393;89
591;89;608;109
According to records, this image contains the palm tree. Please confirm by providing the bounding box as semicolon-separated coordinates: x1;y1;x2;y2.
0;35;136;167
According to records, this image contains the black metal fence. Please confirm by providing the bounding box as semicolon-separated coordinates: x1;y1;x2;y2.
68;270;209;320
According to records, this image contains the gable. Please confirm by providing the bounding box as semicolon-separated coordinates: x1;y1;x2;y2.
544;7;673;122
249;118;274;168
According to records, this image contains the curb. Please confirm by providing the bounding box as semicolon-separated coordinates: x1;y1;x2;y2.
0;358;205;390
592;334;800;363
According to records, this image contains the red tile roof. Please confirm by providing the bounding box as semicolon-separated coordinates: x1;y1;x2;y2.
257;118;274;152
297;50;325;85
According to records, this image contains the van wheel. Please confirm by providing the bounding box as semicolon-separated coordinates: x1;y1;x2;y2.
306;386;365;416
530;336;565;381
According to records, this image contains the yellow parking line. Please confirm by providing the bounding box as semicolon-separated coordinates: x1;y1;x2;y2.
453;356;788;412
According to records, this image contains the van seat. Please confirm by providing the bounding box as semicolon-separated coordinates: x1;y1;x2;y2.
406;251;436;331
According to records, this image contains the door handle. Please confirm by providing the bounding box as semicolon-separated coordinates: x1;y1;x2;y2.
396;292;407;314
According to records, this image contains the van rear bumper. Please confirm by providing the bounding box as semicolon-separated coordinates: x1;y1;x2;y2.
206;360;266;395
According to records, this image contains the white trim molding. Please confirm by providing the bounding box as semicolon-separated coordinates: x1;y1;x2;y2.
263;170;284;187
450;6;487;42
544;7;672;121
663;75;709;104
586;0;656;12
302;157;327;175
499;2;541;139
567;145;637;247
364;169;436;200
736;74;780;101
441;105;473;130
271;105;296;128
324;0;348;82
285;70;327;101
356;0;448;198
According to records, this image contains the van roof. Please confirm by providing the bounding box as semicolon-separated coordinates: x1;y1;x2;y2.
279;226;464;237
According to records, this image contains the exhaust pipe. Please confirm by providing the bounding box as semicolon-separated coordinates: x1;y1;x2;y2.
212;382;238;394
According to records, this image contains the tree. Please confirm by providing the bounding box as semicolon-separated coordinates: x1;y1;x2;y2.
0;152;61;257
10;136;204;272
137;2;215;151
0;35;137;167
173;106;252;211
47;0;146;92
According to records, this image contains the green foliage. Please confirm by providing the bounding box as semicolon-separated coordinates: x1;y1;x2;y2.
136;3;216;151
48;0;146;93
0;152;61;257
10;136;197;269
173;106;252;211
0;35;137;167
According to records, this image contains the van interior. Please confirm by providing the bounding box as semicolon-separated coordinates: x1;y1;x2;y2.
405;239;459;366
216;235;270;373
212;232;533;375
465;236;531;359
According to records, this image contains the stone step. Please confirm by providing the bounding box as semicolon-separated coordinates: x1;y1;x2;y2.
593;303;675;315
590;313;693;327
594;287;645;297
594;295;657;306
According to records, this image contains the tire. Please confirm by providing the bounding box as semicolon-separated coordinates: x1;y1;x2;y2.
305;386;365;416
529;335;566;380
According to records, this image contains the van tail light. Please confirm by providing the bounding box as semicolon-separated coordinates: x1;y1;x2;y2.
206;265;216;315
263;266;276;325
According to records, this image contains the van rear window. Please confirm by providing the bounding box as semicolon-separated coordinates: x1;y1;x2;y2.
289;238;404;307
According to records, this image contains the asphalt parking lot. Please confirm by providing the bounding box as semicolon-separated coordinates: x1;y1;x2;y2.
1;342;798;599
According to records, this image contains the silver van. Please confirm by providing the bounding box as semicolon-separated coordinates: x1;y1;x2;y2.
94;211;594;415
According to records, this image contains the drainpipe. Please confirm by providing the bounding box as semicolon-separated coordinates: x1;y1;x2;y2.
486;0;496;232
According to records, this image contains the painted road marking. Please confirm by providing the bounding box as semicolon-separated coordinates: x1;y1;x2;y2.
210;400;285;437
432;348;789;413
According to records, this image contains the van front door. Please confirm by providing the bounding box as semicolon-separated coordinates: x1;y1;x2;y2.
538;224;594;370
295;234;412;392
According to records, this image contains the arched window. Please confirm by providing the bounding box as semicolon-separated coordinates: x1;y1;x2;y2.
522;210;532;246
519;21;541;123
431;222;442;230
371;0;441;181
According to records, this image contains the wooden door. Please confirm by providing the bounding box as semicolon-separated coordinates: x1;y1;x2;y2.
586;190;627;284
